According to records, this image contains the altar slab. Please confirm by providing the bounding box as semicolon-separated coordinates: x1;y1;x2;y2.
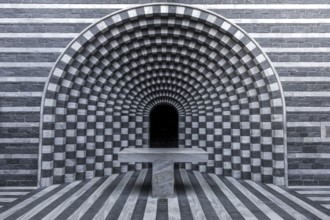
117;148;208;163
118;148;208;197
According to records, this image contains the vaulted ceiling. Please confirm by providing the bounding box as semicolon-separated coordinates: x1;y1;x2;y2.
40;4;286;186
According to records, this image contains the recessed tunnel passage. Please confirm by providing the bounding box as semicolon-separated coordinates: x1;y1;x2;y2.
150;104;178;148
39;3;286;186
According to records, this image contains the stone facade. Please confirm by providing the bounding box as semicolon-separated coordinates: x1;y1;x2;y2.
0;0;329;186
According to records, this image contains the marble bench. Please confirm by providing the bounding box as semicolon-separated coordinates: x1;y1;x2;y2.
118;148;208;197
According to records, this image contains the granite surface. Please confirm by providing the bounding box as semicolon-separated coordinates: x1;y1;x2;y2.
118;148;208;197
118;148;209;163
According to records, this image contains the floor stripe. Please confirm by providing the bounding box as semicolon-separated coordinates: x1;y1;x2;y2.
156;198;168;220
31;181;88;219
53;177;108;219
0;192;29;196
309;197;330;202
174;170;194;220
41;178;100;220
0;187;37;190
193;171;232;220
221;178;269;220
287;107;330;112
187;171;219;220
288;186;330;189
143;191;157;220
239;181;295;220
297;191;330;194
227;177;283;220
204;174;244;219
66;174;118;220
267;184;330;220
180;170;207;220
6;184;71;220
285;187;330;216
16;181;81;220
105;172;140;219
117;169;148;220
0;185;59;219
210;174;257;220
167;190;181;220
131;170;152;220
0;198;16;203
0;171;329;219
246;180;309;220
0;190;39;214
322;204;330;209
91;172;133;220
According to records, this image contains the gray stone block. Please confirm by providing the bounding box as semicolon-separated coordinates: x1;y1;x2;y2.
152;160;174;198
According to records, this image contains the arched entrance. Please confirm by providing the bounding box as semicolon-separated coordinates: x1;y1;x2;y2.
150;104;178;148
39;3;287;186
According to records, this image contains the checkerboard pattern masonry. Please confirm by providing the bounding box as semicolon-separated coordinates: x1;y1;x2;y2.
39;3;286;186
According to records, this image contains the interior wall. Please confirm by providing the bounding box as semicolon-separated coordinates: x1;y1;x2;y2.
0;0;329;186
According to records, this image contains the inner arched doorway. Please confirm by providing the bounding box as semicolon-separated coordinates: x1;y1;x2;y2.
150;104;178;148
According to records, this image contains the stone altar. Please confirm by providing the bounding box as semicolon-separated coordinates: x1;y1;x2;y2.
118;148;208;197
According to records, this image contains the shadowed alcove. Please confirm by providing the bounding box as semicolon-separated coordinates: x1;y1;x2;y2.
150;104;178;148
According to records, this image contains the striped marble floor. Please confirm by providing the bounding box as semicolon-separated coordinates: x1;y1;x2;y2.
0;186;36;210
288;186;330;211
0;169;329;220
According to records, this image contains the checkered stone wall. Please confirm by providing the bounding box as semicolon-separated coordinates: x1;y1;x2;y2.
39;3;286;186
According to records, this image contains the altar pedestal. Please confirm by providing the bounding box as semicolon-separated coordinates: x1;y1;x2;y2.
118;148;208;197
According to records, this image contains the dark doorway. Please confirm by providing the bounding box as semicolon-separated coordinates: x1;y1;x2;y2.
150;104;178;148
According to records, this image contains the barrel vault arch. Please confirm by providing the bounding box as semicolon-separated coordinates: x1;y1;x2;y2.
38;3;287;186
